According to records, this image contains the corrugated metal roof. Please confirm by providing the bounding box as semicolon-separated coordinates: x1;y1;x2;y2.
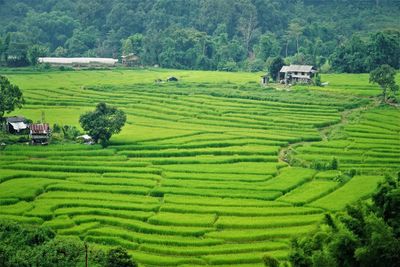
38;57;118;65
280;65;315;73
30;124;49;134
280;66;289;73
291;74;312;79
6;116;26;123
9;122;28;131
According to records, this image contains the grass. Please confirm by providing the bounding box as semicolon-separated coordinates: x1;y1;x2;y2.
215;214;324;229
0;69;398;266
277;180;340;205
309;175;384;210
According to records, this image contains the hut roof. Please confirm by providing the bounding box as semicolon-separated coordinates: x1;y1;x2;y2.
280;65;315;73
38;57;118;65
6;116;28;131
6;116;26;123
30;124;50;134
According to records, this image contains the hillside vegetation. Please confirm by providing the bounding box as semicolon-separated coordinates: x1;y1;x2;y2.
0;0;399;71
0;69;399;266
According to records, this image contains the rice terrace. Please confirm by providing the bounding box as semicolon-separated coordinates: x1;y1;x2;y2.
0;69;399;266
1;0;400;266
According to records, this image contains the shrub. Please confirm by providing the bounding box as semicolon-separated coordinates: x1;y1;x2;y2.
106;246;137;267
263;254;280;267
331;157;339;170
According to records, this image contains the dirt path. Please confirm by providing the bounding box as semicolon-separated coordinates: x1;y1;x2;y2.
278;98;380;165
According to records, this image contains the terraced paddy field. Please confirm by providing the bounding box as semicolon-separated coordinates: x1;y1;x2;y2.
0;69;399;266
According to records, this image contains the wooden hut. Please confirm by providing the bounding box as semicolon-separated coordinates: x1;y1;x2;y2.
30;123;50;145
5;116;28;134
260;73;269;86
121;53;140;66
279;65;317;85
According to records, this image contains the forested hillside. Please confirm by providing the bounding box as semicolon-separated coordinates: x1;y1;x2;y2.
0;0;399;71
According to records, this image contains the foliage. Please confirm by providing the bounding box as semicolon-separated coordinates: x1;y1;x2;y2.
0;220;77;266
37;237;84;267
0;70;399;266
262;254;280;267
269;57;285;81
52;123;81;141
79;102;126;147
289;175;400;267
0;1;399;71
0;75;24;118
331;157;338;170
369;64;399;102
106;246;137;267
27;44;48;65
330;31;400;73
313;73;322;86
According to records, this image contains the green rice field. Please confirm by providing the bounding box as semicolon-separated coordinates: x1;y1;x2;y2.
0;69;399;266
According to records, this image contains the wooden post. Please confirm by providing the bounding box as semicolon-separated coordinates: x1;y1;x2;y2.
85;242;88;267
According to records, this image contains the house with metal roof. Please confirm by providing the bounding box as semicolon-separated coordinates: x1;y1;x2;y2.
6;116;28;134
279;65;317;85
30;123;50;145
121;53;140;66
38;57;118;67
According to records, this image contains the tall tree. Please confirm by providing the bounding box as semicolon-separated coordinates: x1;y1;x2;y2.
369;64;399;102
106;247;137;267
287;21;304;55
79;102;126;147
236;0;258;55
27;44;48;65
269;56;285;82
0;75;24;119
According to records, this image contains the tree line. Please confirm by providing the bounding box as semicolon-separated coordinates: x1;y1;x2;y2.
0;219;137;267
287;174;400;267
0;0;399;72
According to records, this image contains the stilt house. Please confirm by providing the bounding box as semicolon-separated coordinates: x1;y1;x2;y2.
279;65;317;84
30;123;50;145
5;116;28;134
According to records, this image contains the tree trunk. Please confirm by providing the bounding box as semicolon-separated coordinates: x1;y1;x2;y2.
382;86;387;102
285;40;289;58
85;243;88;267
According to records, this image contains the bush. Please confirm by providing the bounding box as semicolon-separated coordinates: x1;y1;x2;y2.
262;254;280;267
106;246;137;267
331;157;339;170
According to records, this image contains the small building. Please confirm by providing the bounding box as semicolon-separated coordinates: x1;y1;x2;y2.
167;76;178;82
6;116;28;134
279;65;317;85
30;123;50;145
38;57;118;67
121;53;140;66
77;134;94;145
260;73;269;86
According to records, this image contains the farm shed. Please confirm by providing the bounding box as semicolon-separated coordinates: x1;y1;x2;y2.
260;73;269;85
279;65;317;85
30;123;50;145
121;53;140;66
5;116;28;134
38;57;118;67
77;134;94;145
167;76;178;82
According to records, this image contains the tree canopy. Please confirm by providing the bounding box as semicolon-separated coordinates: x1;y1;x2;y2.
0;0;399;71
289;174;400;267
106;247;137;267
0;220;133;267
0;75;24;118
79;102;126;147
369;64;399;102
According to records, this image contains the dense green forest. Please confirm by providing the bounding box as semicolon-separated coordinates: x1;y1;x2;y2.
0;0;399;71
